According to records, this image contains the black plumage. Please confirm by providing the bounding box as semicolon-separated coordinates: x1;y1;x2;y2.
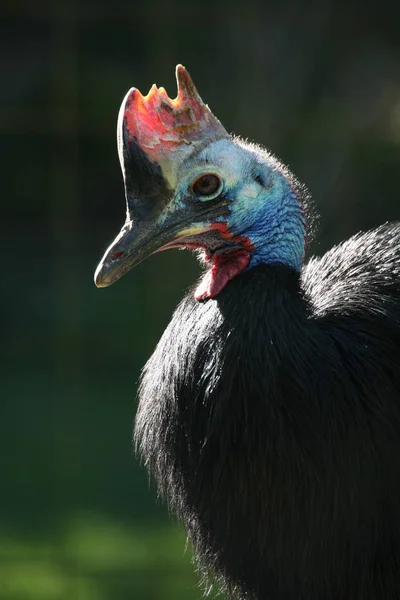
136;225;400;600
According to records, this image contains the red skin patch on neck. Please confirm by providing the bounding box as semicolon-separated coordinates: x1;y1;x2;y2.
194;222;254;301
195;249;251;300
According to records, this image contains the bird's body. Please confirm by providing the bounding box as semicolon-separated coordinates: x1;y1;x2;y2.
95;67;400;599
136;224;400;600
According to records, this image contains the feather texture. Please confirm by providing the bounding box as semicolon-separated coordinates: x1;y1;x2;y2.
136;223;400;600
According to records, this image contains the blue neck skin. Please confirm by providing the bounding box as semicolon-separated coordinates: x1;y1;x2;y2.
225;170;305;273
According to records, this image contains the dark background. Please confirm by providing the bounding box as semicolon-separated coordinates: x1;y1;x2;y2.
1;0;400;598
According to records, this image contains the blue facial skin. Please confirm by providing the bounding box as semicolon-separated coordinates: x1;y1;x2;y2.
178;138;306;272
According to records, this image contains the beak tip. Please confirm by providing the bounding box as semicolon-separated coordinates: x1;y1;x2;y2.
94;256;125;288
94;278;105;289
94;262;109;288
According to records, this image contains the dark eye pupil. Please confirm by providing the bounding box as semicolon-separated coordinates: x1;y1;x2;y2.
193;174;220;196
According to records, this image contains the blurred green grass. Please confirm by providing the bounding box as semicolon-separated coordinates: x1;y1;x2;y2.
0;514;199;600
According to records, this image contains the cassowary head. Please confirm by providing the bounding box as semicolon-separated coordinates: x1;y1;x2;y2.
95;65;307;299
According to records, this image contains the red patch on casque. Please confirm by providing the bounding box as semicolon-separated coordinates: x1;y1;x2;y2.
121;65;228;166
194;222;254;301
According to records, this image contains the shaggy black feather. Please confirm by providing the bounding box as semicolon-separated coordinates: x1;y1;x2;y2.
135;223;400;600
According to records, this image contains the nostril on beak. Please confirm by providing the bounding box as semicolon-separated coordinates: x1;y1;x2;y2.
112;250;124;260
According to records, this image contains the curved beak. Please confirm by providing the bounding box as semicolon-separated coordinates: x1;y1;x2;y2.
94;219;206;288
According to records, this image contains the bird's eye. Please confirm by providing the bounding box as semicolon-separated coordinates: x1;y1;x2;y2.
191;174;222;200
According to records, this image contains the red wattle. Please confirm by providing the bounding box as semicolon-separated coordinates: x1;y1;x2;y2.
195;249;252;300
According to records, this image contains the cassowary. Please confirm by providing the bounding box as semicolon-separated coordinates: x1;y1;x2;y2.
95;66;400;600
